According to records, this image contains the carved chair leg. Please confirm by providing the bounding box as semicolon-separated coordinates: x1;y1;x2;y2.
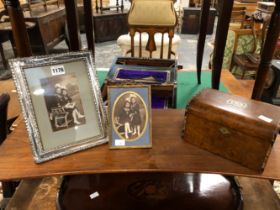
229;58;235;72
241;68;245;79
130;29;135;58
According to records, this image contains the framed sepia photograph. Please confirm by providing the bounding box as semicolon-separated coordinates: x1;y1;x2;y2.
108;85;152;149
9;51;108;163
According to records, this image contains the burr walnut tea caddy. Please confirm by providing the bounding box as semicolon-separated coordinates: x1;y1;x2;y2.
183;89;280;171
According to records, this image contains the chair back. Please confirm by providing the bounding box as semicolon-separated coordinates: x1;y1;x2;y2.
232;28;262;54
0;93;10;144
230;6;246;29
127;0;177;59
25;0;59;12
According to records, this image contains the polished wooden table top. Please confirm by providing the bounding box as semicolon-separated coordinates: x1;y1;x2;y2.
1;108;280;181
1;70;279;181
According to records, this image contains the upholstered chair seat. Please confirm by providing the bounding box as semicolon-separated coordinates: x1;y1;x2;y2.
117;0;180;59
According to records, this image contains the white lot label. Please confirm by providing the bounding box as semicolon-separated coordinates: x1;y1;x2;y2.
89;191;99;199
51;65;65;76
258;115;273;123
115;139;125;146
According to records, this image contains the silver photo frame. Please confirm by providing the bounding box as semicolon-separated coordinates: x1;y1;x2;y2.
9;51;108;163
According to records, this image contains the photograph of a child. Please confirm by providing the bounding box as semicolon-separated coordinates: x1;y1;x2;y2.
40;73;86;132
113;92;147;140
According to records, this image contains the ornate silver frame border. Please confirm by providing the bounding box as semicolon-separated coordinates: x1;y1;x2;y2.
9;51;108;163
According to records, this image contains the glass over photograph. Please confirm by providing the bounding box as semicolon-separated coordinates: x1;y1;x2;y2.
112;91;147;141
40;73;86;132
109;86;152;149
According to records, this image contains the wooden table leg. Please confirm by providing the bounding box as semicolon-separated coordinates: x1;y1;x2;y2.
211;0;234;89
4;0;32;57
197;0;211;84
252;0;280;100
100;0;103;14
64;0;81;51
83;0;95;57
95;0;98;13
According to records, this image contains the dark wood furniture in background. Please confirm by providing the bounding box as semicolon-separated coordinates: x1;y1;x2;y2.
64;0;81;51
57;173;243;210
23;7;66;54
24;0;59;12
5;0;32;57
229;29;262;79
189;0;217;8
93;11;128;43
181;7;216;34
4;174;280;210
196;0;211;84
261;59;280;105
0;5;65;61
0;8;10;69
0;21;35;69
4;0;267;93
234;0;257;15
93;0;128;42
230;6;246;29
252;0;280;99
231;54;259;79
83;0;94;55
0;21;13;70
95;0;124;14
211;0;234;89
209;0;280;94
0;30;9;69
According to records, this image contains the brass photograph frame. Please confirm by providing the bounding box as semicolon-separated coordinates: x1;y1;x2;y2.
108;85;152;149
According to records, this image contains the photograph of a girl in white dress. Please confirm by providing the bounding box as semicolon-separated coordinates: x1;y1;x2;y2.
40;73;86;132
113;92;147;140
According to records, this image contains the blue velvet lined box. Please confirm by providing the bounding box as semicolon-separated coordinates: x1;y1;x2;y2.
114;69;170;84
106;57;177;109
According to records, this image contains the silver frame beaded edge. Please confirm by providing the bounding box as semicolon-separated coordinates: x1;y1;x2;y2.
9;51;108;163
